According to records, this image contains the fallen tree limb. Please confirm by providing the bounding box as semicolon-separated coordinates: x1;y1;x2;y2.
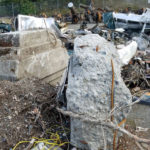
57;108;150;144
108;93;147;119
135;141;145;150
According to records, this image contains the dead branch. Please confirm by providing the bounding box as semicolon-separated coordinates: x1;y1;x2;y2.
135;141;145;150
111;59;114;122
108;93;147;119
57;108;150;144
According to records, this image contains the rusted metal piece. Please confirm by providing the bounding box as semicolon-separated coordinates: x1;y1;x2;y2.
113;119;127;150
96;10;102;23
111;59;114;122
68;3;79;24
96;45;99;52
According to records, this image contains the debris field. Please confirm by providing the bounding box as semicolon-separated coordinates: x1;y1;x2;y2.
0;0;150;150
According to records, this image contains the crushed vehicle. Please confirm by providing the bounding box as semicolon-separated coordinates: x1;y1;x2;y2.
113;8;150;32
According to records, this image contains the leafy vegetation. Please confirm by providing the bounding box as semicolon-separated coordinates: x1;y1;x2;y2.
0;0;90;16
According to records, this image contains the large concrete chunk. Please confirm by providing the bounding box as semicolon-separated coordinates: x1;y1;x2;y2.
17;47;68;79
0;30;58;48
67;34;132;150
0;29;69;85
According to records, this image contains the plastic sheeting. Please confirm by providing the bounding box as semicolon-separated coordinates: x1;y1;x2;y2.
117;41;138;66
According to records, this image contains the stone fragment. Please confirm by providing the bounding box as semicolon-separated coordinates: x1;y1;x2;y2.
67;34;132;150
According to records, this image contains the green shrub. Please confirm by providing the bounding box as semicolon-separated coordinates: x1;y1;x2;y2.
19;0;35;15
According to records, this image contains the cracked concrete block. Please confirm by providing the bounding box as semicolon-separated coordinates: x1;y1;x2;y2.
0;59;18;81
67;34;132;150
0;32;19;47
0;29;69;85
17;47;68;79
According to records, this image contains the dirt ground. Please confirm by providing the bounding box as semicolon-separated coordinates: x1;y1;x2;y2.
0;78;69;150
0;78;150;150
117;125;150;150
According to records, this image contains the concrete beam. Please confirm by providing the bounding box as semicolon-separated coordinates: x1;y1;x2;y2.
0;29;69;86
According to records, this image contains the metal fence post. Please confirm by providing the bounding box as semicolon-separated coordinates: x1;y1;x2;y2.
12;3;14;17
57;0;59;9
79;0;81;8
34;2;36;16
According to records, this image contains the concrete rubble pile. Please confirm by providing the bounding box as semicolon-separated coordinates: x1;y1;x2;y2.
0;3;150;149
0;29;69;85
66;34;132;150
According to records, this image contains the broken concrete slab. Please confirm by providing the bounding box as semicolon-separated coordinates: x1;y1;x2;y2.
0;29;58;48
66;34;132;150
0;32;19;47
17;47;68;78
127;103;150;129
127;93;150;129
0;59;18;81
0;29;69;85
